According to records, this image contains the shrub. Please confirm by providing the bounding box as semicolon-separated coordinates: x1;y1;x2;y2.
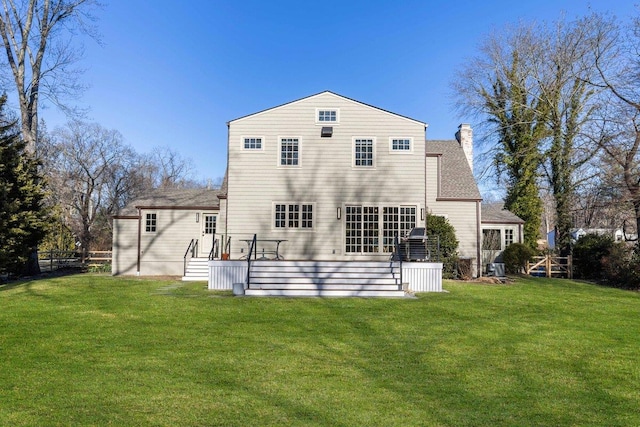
572;234;614;280
601;243;640;289
425;214;459;279
502;243;535;274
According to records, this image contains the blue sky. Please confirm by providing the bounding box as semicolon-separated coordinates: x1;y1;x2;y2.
37;0;636;188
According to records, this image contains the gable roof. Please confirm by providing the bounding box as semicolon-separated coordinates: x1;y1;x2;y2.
114;188;223;217
481;203;525;224
228;90;427;127
426;140;482;201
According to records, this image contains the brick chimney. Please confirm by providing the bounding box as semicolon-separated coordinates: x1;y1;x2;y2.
455;123;473;172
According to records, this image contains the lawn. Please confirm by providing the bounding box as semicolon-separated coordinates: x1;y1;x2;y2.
0;274;638;426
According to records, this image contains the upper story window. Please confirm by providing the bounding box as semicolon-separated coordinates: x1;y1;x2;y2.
316;108;339;123
280;138;299;166
390;137;412;152
243;137;263;150
354;138;374;167
145;213;157;233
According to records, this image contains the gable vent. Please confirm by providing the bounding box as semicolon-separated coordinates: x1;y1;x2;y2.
321;126;333;138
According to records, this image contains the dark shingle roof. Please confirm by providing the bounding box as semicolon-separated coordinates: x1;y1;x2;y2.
426;140;481;200
481;203;524;224
115;188;223;217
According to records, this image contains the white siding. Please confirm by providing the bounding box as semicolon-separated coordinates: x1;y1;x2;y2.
138;208;202;276
113;208;210;276
112;218;138;275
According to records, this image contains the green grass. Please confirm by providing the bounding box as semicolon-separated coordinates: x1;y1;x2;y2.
1;274;639;426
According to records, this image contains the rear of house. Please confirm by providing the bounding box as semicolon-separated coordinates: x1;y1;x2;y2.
112;92;501;279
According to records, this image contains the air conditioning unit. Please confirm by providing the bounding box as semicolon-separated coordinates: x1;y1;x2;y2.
493;263;505;277
486;263;505;277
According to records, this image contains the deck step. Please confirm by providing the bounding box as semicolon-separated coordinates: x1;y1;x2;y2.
244;260;405;297
182;257;210;281
244;289;407;297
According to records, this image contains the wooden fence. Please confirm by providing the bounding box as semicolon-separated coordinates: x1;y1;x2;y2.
527;255;572;279
38;250;112;272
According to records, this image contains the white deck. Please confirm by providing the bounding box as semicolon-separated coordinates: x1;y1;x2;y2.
206;260;443;297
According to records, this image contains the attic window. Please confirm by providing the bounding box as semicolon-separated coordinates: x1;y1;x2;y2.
316;108;339;123
321;126;333;137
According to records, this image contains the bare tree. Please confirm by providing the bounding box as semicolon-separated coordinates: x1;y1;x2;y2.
44;121;142;253
0;0;99;154
144;146;197;189
582;13;640;244
453;23;548;248
453;18;602;252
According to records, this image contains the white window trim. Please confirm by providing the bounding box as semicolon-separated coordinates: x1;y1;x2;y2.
272;202;316;231
241;136;265;151
352;137;376;168
277;136;302;168
315;108;340;124
389;137;413;153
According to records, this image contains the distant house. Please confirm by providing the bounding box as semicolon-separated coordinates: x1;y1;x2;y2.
112;91;523;279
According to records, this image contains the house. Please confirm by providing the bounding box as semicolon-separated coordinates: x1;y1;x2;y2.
224;91;482;272
112;91;523;280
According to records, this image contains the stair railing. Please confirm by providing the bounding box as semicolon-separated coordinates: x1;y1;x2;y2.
183;239;198;276
209;238;219;260
246;234;257;288
393;234;403;287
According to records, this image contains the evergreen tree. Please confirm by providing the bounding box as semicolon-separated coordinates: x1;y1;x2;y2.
425;214;459;278
0;95;49;276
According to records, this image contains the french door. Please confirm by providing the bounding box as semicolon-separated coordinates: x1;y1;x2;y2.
345;205;416;254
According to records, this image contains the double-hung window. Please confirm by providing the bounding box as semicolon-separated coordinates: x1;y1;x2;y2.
274;203;313;229
354;138;374;167
280;138;299;166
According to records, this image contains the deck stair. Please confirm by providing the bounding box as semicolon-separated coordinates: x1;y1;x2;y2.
244;260;406;297
182;257;209;281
